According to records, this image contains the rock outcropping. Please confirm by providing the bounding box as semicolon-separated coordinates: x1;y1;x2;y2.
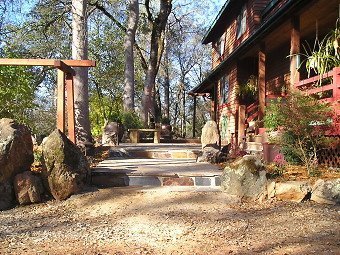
42;130;90;200
0;118;33;210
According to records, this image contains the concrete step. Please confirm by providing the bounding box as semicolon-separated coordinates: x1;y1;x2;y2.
91;171;221;188
109;144;202;160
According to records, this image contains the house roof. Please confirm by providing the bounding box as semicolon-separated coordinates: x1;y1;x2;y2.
190;0;309;96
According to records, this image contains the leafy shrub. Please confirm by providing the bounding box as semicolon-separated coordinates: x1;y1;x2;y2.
264;92;334;175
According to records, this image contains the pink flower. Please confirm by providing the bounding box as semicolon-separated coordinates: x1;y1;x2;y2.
273;153;286;166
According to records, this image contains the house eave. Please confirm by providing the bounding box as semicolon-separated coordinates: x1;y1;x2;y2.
202;0;235;45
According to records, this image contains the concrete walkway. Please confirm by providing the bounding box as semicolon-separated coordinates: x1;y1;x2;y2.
91;143;223;188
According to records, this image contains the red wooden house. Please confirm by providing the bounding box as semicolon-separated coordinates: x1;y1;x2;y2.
189;0;339;163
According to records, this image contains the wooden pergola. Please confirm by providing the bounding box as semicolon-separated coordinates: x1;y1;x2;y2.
0;58;96;143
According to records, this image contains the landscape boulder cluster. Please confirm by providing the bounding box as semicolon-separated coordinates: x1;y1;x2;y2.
221;156;340;204
0;118;89;211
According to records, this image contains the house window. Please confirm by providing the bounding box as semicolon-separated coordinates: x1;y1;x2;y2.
236;6;247;39
216;34;225;57
220;34;225;56
220;75;229;104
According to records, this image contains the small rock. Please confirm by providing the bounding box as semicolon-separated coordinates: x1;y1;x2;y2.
197;146;221;163
275;181;311;202
13;171;44;205
311;179;340;205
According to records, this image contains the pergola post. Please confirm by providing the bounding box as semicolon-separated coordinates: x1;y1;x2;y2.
57;70;66;133
66;73;76;143
0;58;95;145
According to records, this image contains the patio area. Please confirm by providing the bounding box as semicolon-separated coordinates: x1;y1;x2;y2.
91;143;223;188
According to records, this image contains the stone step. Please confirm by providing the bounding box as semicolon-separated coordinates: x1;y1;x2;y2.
91;171;221;188
109;148;200;160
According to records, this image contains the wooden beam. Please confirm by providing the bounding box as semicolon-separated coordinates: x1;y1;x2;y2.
56;70;65;133
258;44;266;123
0;58;96;67
54;60;75;75
290;16;300;88
66;74;76;144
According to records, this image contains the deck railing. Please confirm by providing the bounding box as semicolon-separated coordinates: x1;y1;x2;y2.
295;67;340;103
295;67;340;135
246;101;259;124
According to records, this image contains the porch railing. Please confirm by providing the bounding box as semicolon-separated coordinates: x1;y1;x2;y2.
295;67;340;135
246;101;259;124
295;67;340;103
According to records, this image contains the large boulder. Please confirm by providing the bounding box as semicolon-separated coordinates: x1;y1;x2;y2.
221;155;267;201
311;179;340;205
0;118;33;210
13;171;44;205
201;120;219;149
42;130;90;200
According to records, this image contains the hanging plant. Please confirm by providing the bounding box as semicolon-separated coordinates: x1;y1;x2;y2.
237;75;258;104
294;20;340;85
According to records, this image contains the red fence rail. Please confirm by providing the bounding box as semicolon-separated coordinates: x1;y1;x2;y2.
246;101;259;123
295;67;340;135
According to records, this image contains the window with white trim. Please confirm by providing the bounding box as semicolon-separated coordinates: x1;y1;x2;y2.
236;6;247;39
216;34;225;57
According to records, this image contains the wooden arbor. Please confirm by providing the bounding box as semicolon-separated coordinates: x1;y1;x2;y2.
0;58;96;143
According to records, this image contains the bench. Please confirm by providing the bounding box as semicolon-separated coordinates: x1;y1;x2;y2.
128;128;161;143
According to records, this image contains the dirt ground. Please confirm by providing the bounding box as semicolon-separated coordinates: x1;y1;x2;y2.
0;186;339;255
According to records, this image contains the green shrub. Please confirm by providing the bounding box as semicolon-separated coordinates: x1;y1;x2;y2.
264;92;334;175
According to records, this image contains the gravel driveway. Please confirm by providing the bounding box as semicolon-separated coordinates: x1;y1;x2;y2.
0;186;339;254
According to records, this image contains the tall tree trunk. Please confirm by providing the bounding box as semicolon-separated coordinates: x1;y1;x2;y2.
123;0;139;112
72;0;92;145
154;81;161;122
182;86;186;138
142;0;172;126
163;32;170;119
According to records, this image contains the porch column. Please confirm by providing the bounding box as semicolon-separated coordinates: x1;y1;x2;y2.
211;84;218;121
56;70;65;133
258;43;266;123
238;105;246;144
192;95;197;138
290;16;300;89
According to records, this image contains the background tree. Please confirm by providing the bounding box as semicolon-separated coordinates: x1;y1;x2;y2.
141;0;172;125
123;0;139;111
72;0;92;145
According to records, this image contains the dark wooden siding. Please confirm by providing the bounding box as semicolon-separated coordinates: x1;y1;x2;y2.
266;44;290;96
212;0;272;68
262;0;289;22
